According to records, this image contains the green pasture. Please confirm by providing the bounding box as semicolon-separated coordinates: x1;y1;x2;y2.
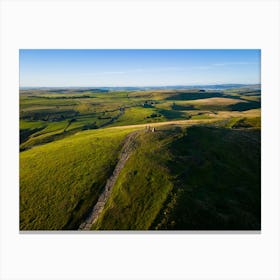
20;126;138;230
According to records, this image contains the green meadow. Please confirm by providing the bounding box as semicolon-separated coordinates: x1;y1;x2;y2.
20;87;261;230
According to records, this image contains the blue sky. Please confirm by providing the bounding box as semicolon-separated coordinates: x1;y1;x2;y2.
20;50;261;87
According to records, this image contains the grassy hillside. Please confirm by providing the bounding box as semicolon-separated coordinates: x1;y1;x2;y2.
20;127;137;230
20;87;261;230
93;123;261;230
92;128;176;230
154;126;261;230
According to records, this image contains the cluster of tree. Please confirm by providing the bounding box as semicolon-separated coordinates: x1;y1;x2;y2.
146;113;161;119
30;95;92;99
21;110;78;121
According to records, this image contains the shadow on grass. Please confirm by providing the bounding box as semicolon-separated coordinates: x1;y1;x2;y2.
157;108;190;120
20;126;47;144
166;92;224;101
152;126;261;230
229;101;261;111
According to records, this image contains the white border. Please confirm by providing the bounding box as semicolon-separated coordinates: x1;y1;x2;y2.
1;0;280;280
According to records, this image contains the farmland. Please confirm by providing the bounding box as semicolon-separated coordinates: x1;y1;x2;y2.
20;86;261;230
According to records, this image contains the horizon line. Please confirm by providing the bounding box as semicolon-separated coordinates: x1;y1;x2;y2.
20;83;261;89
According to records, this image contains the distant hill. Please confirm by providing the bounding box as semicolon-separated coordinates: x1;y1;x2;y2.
20;84;261;92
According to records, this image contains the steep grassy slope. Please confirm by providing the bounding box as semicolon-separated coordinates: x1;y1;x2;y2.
92;128;177;230
154;126;261;230
92;124;261;230
20;127;137;230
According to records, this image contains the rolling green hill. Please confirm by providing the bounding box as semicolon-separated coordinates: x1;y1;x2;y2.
92;125;260;230
20;127;137;230
20;87;261;230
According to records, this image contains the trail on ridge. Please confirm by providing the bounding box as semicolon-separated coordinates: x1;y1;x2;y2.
79;131;138;230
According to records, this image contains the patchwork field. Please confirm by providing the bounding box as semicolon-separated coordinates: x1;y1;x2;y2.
20;86;261;230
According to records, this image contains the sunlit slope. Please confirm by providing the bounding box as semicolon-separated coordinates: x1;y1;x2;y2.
20;127;137;230
92;128;176;230
20;88;261;151
93;122;261;230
